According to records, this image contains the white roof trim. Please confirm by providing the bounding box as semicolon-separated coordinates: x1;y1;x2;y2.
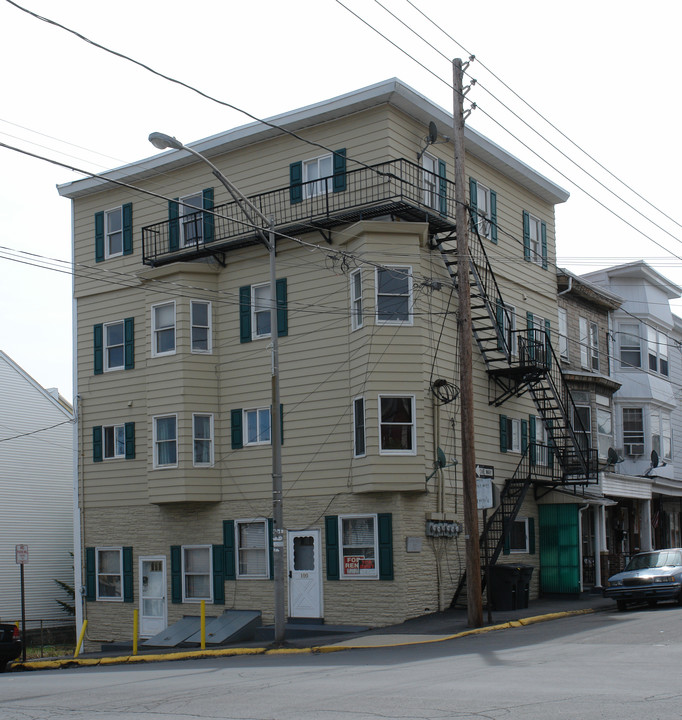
57;78;569;205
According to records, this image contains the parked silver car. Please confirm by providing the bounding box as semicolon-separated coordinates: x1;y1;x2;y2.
604;549;682;611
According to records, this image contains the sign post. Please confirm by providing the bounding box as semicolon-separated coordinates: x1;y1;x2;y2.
475;469;495;624
15;544;28;662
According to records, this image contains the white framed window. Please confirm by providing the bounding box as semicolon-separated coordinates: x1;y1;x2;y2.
350;269;363;330
96;547;123;601
105;207;123;258
353;396;366;457
534;417;549;466
190;300;212;353
647;326;669;377
244;407;271;446
579;318;599;371
573;403;592;454
619;323;641;369
651;408;672;460
104;320;125;371
510;519;530;553
303;153;333;198
235;519;269;579
251;283;272;339
558;307;568;360
379;394;416;455
152;301;176;357
153;414;177;468
182;545;212;602
192;413;214;466
500;303;517;356
596;395;613;459
103;424;125;460
376;266;413;325
504;417;522;453
179;192;203;247
528;213;543;266
421;152;438;209
475;181;492;239
339;514;379;579
623;407;644;456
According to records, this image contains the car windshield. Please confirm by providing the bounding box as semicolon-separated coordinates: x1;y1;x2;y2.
625;551;682;571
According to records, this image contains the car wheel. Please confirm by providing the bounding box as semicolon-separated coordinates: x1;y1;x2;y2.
616;599;628;612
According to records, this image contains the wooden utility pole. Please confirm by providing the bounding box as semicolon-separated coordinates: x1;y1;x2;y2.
452;58;483;627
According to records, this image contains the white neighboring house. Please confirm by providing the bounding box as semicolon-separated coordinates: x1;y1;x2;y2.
0;351;74;628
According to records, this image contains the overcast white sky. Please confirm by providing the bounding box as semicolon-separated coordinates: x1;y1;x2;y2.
2;0;681;401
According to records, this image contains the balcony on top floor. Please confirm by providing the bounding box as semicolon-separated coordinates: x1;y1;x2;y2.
141;158;457;266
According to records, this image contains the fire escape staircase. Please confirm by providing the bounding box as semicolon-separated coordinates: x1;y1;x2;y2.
435;213;598;607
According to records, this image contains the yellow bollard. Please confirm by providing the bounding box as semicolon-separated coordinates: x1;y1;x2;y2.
133;609;139;656
201;600;206;650
74;619;88;658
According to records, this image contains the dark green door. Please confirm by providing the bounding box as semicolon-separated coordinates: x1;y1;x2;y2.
539;504;581;594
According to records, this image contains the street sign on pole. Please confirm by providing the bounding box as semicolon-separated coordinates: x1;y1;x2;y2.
15;544;29;565
15;544;28;662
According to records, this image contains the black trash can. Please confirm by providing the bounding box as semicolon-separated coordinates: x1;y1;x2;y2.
488;565;521;610
516;565;534;609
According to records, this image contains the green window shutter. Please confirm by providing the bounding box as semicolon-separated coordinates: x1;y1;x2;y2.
438;160;447;216
122;203;133;256
332;149;347;193
469;177;478;232
170;546;182;603
124;422;135;460
276;277;288;337
521;419;528;454
93;426;103;463
230;409;243;449
203;188;214;243
223;520;236;581
378;513;394;581
545;318;552;369
95;212;105;263
522;211;530;261
499;415;508;453
527;311;535;362
212;544;225;604
168;199;179;252
528;517;536;554
496;300;504;351
85;547;96;600
124;317;134;370
529;415;536;466
490;190;498;243
268;518;274;580
94;323;103;375
239;285;252;343
541;221;547;269
123;547;134;602
325;515;340;580
289;161;303;204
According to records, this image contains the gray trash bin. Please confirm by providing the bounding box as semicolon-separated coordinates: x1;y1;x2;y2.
488;565;521;610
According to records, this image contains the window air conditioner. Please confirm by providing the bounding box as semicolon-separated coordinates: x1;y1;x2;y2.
624;443;645;457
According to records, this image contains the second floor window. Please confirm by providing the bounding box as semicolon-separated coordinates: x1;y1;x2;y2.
103;424;125;459
350;269;363;330
619;323;641;369
154;415;177;467
353;397;366;457
105;207;123;258
650;408;672;460
245;407;271;445
376;267;412;324
379;395;415;454
623;407;644;456
303;154;333;198
596;394;613;459
104;321;125;371
193;413;214;466
579;317;599;371
647;326;669;376
152;302;176;356
179;193;203;246
191;300;212;353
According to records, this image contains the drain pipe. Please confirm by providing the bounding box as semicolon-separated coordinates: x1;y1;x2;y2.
578;504;590;592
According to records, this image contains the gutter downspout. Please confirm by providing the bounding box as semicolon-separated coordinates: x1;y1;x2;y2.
558;275;573;296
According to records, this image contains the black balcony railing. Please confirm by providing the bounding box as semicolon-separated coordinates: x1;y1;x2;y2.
142;158;457;266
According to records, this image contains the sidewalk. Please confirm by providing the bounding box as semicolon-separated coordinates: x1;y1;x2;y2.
11;593;615;671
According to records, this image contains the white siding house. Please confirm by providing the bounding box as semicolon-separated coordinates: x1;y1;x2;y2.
0;351;74;628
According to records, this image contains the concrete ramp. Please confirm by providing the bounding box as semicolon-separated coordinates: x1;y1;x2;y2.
185;610;262;646
142;610;261;648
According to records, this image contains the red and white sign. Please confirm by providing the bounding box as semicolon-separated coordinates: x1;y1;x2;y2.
15;544;29;565
343;555;375;575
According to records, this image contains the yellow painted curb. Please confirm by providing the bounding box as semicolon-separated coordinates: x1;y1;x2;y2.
264;647;312;655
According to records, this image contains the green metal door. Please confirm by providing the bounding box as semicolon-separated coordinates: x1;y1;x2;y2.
539;504;581;594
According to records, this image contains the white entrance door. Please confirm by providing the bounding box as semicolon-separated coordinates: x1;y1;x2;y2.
139;556;167;638
288;530;323;619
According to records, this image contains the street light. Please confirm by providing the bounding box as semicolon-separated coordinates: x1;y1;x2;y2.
149;132;286;644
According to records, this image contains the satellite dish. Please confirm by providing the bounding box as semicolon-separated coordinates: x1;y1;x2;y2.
428;121;439;143
437;447;447;469
607;447;623;465
651;450;659;468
